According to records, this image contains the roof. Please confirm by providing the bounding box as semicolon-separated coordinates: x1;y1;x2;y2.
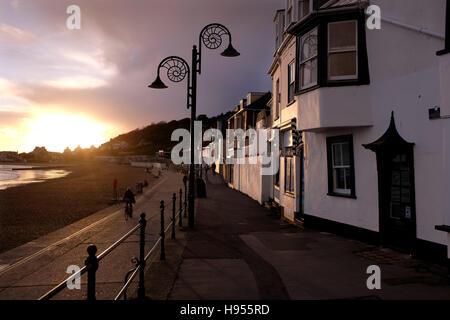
226;92;272;122
363;112;414;151
244;92;272;111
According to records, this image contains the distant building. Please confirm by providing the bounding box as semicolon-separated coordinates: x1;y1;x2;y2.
224;92;272;204
0;151;21;162
112;141;129;150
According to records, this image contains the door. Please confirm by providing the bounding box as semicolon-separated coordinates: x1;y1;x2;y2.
363;112;417;252
380;149;416;251
295;148;305;221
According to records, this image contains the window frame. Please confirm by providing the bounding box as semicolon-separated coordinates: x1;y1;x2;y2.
326;135;356;198
298;0;311;21
275;79;280;120
327;20;358;81
288;60;296;104
286;6;293;26
284;156;295;194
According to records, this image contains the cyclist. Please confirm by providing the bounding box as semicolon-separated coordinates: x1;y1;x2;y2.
123;187;136;218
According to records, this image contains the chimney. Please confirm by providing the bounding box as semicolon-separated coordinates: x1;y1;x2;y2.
240;98;247;110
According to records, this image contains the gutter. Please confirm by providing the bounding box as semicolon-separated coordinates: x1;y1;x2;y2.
377;15;445;40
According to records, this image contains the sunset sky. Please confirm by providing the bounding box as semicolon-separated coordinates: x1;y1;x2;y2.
0;0;283;153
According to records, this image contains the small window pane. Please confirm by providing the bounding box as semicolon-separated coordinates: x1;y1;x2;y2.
301;29;317;61
401;187;411;203
345;168;351;189
298;0;310;20
329;52;357;78
390;203;402;219
335;168;346;189
289;61;295;84
332;144;342;166
400;169;410;186
342;142;350;166
391;187;401;202
329;21;356;50
392;171;401;185
301;58;317;88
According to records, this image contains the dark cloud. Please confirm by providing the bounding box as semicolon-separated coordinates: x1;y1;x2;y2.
1;0;283;132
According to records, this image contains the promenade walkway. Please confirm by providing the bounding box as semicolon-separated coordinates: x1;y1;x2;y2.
0;170;184;300
144;172;450;300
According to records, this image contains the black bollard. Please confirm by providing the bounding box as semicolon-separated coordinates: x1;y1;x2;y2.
138;213;146;299
179;188;183;228
172;193;176;239
183;176;188;218
160;200;165;261
85;244;98;301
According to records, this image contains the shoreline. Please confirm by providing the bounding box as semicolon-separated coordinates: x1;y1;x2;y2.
0;162;155;253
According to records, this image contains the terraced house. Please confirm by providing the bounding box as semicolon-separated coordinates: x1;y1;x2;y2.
269;0;450;263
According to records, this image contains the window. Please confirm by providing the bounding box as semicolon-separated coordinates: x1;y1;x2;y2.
285;157;294;193
299;27;318;89
328;21;358;80
275;79;280;119
298;0;310;20
275;11;285;49
326;135;356;197
288;60;295;104
287;0;293;26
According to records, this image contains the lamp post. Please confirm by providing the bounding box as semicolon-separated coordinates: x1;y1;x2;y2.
149;23;239;228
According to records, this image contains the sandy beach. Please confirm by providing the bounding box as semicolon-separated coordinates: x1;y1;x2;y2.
0;162;155;253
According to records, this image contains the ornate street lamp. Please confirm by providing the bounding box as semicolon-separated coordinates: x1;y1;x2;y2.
149;23;239;229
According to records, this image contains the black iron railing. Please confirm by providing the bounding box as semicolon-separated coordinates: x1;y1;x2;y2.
38;182;188;301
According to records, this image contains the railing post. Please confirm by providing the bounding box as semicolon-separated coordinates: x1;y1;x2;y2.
179;188;183;228
160;200;166;261
85;244;98;301
138;213;146;299
172;193;176;239
183;176;188;218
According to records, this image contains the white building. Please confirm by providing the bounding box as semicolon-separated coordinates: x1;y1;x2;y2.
268;0;308;222
225;92;273;204
269;0;450;262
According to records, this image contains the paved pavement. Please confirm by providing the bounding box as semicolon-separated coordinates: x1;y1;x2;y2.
0;170;184;300
144;172;450;300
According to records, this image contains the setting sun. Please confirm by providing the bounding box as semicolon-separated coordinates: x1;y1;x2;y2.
24;113;110;152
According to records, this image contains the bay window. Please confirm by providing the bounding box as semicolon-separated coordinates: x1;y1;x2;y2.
294;12;369;93
299;27;318;89
328;20;358;80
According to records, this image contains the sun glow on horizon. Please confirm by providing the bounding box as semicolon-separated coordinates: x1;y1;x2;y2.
24;113;111;153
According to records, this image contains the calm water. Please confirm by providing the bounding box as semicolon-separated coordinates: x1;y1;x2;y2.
0;165;70;190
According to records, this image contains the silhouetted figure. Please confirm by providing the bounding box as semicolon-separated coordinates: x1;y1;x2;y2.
123;187;136;217
211;163;216;175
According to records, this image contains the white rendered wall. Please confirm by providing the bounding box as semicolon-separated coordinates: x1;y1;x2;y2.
299;0;447;245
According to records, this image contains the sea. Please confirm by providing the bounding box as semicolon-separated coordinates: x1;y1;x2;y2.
0;165;70;191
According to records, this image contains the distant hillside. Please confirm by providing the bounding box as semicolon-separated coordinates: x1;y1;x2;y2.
98;113;232;156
